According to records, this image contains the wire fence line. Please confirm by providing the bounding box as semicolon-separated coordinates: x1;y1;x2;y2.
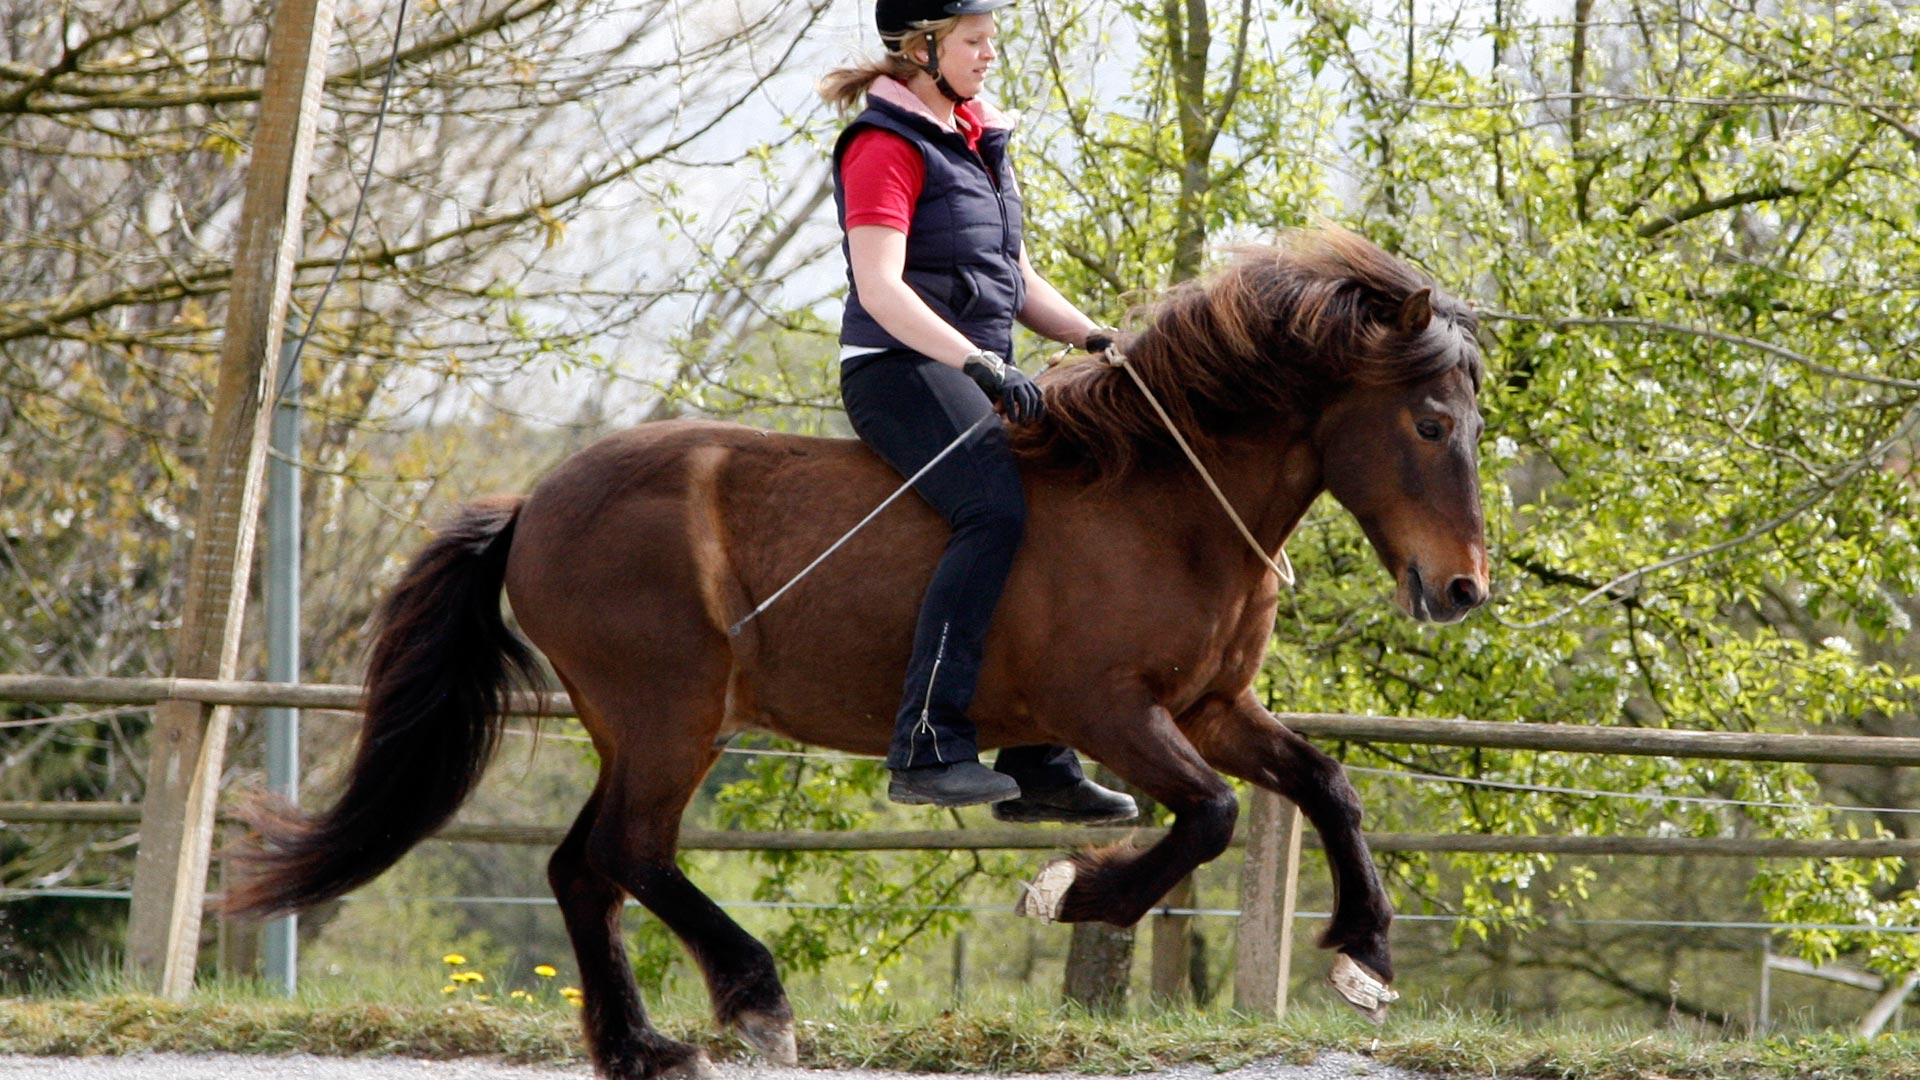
0;704;155;731
1339;764;1914;817
9;675;1920;880
11;674;1914;1023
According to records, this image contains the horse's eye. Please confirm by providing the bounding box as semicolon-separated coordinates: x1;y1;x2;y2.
1416;418;1446;442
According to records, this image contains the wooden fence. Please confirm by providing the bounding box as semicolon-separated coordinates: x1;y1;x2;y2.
7;672;1920;1016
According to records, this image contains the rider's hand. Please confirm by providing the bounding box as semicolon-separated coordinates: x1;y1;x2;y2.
998;366;1045;425
1084;327;1123;355
962;350;1047;425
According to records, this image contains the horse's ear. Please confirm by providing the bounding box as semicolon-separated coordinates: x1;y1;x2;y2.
1396;289;1433;336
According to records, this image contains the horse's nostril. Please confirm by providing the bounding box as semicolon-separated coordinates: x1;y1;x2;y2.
1447;576;1486;610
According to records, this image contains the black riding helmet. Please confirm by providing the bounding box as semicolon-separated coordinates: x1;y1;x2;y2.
876;0;1015;102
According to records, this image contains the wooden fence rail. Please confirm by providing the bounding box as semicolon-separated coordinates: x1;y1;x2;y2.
8;671;1919;1016
8;673;1920;765
4;802;1918;860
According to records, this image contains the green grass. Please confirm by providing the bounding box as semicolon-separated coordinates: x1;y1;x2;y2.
8;984;1920;1078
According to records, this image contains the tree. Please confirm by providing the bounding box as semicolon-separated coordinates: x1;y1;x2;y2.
0;0;833;984
10;0;1920;1023
704;0;1920;1016
1276;0;1920;1004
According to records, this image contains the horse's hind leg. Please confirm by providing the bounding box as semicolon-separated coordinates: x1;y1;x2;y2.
1187;689;1396;1016
551;779;710;1080
584;702;795;1067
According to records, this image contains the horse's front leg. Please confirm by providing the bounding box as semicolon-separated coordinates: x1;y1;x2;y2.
1187;689;1397;1020
1015;687;1239;928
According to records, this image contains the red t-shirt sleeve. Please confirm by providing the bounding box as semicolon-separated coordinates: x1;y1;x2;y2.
840;128;924;233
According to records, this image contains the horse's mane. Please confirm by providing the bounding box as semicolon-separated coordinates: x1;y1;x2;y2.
1011;225;1482;478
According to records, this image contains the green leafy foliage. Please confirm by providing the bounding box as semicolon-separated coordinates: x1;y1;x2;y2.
707;739;1029;990
9;0;1920;1020
1245;0;1920;972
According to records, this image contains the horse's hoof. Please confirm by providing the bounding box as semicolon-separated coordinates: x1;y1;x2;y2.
657;1051;719;1080
735;1010;799;1066
1328;953;1398;1024
1015;857;1077;922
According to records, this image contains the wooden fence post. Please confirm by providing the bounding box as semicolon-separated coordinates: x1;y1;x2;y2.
1234;788;1303;1017
123;0;338;999
1149;875;1196;1005
1859;972;1920;1038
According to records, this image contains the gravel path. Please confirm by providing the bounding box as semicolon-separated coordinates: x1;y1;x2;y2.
0;1052;1439;1080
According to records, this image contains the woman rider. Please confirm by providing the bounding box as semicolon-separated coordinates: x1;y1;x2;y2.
819;0;1137;821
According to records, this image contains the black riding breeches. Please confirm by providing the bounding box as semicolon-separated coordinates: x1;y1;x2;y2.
841;349;1084;790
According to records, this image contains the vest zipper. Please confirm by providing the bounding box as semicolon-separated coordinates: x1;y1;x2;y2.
968;139;1012;253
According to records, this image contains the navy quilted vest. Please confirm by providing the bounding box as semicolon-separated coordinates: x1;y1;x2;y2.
833;94;1026;358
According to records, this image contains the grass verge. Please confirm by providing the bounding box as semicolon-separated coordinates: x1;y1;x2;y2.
6;993;1920;1078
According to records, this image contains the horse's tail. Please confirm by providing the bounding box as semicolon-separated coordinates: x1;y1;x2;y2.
224;495;541;918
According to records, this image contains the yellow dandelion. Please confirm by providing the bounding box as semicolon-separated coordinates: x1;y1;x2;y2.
476;994;491;1002
441;985;458;994
452;971;485;984
442;953;467;966
534;964;558;978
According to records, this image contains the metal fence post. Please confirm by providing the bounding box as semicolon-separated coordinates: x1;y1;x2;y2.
262;317;304;995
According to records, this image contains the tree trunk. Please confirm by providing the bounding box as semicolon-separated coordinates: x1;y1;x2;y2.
1063;919;1134;1014
1149;874;1195;1005
1062;766;1142;1012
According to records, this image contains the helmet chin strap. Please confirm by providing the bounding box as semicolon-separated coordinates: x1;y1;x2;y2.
919;32;973;103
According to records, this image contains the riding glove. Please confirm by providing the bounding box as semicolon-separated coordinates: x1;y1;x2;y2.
962;350;1046;425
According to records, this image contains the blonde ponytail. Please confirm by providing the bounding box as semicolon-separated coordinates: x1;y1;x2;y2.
816;18;963;113
816;59;911;112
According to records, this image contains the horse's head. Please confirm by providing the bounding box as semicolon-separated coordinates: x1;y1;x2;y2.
1015;226;1491;625
1313;285;1489;624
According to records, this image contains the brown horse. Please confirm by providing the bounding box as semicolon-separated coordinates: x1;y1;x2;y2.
228;225;1488;1080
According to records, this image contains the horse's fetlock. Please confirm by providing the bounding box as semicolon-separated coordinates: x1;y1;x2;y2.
713;973;789;1024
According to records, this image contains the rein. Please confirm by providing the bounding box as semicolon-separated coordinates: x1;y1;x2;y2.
730;338;1298;636
1066;344;1297;588
727;411;994;637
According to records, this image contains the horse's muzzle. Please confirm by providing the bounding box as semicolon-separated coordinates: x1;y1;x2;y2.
1400;564;1487;623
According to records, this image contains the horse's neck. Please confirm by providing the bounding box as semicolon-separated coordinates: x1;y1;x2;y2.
1201;425;1322;557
